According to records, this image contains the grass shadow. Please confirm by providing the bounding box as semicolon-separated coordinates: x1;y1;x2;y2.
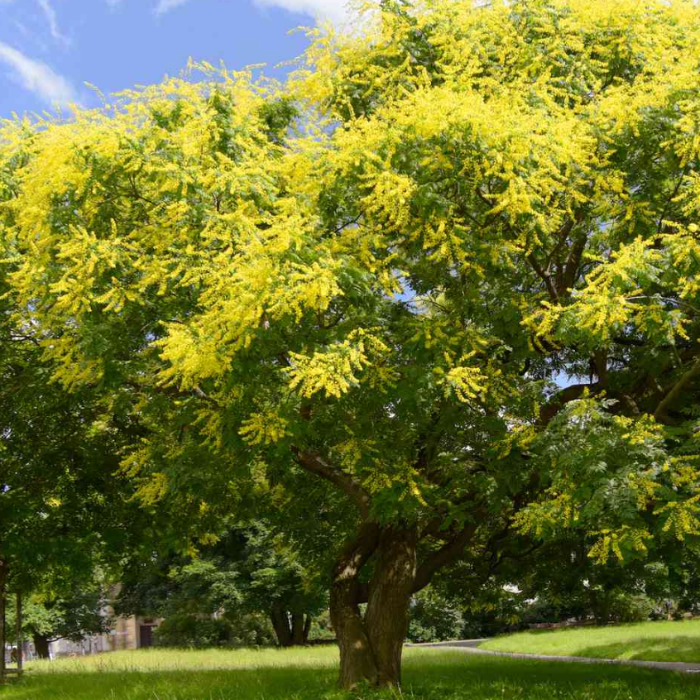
577;636;700;663
403;651;700;699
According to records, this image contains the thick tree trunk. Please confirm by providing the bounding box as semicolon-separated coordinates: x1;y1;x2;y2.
331;576;378;688
272;609;314;647
365;526;417;686
330;524;417;689
330;524;380;688
33;635;51;660
291;613;305;646
270;608;292;647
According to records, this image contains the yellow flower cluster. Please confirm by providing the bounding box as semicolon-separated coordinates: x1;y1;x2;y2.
285;330;389;399
239;411;290;446
588;527;652;565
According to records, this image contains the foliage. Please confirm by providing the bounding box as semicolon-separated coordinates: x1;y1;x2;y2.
0;300;137;593
491;537;670;625
152;612;274;648
5;0;700;686
306;609;336;641
0;233;150;603
4;583;111;645
407;589;464;643
116;522;326;646
611;594;657;624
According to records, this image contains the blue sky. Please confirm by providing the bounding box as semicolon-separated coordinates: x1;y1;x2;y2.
0;0;350;118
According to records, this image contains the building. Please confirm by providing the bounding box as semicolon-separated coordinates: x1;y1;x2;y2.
49;615;161;658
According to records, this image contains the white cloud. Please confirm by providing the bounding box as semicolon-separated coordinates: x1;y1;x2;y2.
254;0;351;22
36;0;71;47
154;0;190;15
152;0;351;22
0;41;78;107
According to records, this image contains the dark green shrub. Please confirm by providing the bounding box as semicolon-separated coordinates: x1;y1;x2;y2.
153;613;275;648
407;592;464;643
612;594;655;623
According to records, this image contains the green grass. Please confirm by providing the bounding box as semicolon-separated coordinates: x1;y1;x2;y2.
1;645;699;700
481;619;700;663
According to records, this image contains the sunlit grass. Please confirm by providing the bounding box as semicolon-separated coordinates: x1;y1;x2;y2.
481;619;700;663
26;645;340;674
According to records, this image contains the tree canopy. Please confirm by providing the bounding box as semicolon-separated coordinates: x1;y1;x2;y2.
116;521;327;647
4;580;112;659
3;0;700;688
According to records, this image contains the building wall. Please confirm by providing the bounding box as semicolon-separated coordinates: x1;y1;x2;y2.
49;616;160;658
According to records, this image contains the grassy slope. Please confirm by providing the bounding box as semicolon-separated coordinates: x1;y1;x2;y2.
0;646;698;700
481;619;700;663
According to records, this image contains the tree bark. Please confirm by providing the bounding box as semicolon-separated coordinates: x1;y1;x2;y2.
291;613;305;646
269;608;292;647
365;526;417;686
330;524;418;689
302;614;312;644
330;523;380;689
331;575;378;689
33;634;51;660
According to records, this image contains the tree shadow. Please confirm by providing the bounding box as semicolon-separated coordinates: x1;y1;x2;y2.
402;650;700;699
576;636;700;663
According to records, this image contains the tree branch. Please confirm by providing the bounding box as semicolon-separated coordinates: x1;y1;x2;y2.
558;232;587;295
538;383;600;427
292;448;371;520
412;518;482;593
527;252;559;302
544;217;576;270
654;358;700;423
334;521;381;604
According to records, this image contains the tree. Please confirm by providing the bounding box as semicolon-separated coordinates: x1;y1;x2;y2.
4;582;112;659
0;225;167;677
116;522;327;647
406;588;465;644
0;262;133;677
4;1;700;688
494;536;674;625
0;340;128;590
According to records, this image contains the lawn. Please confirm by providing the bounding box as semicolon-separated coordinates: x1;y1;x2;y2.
0;645;699;700
481;619;700;663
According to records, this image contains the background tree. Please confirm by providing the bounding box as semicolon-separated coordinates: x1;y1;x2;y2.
116;521;327;647
4;581;112;659
509;536;677;625
406;588;465;644
0;264;138;675
4;0;700;690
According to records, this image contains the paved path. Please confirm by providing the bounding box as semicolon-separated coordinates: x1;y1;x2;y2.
410;640;700;674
